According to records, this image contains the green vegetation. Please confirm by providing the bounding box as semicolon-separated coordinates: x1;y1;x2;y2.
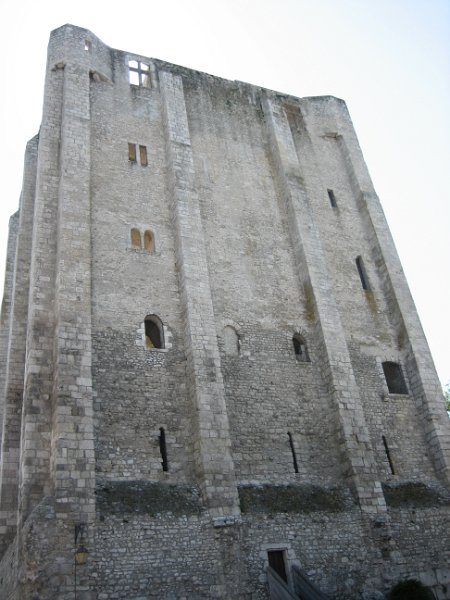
444;381;450;412
388;579;434;600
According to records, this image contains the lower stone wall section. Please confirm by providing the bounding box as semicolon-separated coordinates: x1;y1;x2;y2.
1;489;449;599
388;507;450;600
93;513;244;599
91;499;450;600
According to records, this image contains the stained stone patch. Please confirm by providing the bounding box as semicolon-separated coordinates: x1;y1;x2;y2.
96;480;203;516
382;482;450;508
238;484;356;514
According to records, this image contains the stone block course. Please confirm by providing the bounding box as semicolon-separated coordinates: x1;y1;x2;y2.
0;22;449;600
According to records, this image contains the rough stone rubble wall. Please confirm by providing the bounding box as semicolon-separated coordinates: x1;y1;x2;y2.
0;23;449;600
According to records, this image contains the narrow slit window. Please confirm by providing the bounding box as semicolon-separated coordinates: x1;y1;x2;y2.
292;334;310;362
144;230;155;253
382;435;395;475
267;550;288;583
287;431;299;474
144;315;164;349
356;256;369;290
139;145;148;166
131;228;142;249
382;361;408;394
128;143;137;162
84;40;91;52
159;427;168;472
327;189;337;207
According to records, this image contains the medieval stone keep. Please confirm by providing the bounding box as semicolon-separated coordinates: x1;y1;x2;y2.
0;23;449;600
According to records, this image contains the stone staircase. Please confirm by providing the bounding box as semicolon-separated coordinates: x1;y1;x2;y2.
267;565;330;600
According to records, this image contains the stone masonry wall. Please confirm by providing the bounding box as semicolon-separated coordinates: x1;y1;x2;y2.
0;24;449;600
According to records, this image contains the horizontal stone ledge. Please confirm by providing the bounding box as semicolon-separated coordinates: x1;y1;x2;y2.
382;480;450;508
238;483;357;514
95;480;203;517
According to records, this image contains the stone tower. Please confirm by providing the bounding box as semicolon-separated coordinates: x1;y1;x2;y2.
0;24;449;600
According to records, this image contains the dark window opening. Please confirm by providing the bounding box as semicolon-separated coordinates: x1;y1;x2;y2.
356;256;369;290
327;189;337;207
139;145;148;166
159;427;168;472
293;334;310;362
287;432;299;473
128;60;151;87
382;361;408;394
382;435;395;475
128;143;137;162
268;550;288;583
131;228;142;249
145;315;164;349
84;40;91;52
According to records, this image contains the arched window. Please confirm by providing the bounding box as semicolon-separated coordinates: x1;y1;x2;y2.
144;230;155;253
223;326;240;356
293;334;310;362
131;228;142;249
144;315;164;349
382;361;407;394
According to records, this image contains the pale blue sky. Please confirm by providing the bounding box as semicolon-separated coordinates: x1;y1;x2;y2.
0;0;449;386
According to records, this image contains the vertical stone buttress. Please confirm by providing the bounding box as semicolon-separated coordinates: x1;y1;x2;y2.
334;120;450;483
0;213;18;503
0;137;38;555
18;63;64;523
0;213;18;448
263;95;386;514
160;71;240;519
17;25;97;597
51;55;95;545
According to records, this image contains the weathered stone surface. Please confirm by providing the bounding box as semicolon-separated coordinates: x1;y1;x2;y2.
96;480;203;516
0;22;449;600
238;484;355;514
382;481;450;508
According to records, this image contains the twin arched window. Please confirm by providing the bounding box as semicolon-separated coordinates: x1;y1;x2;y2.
131;228;155;252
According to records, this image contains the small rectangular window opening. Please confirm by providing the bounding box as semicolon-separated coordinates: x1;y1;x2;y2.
382;435;395;475
139;145;148;167
128;143;137;162
268;550;288;583
356;256;369;290
128;60;151;88
382;362;408;394
129;70;140;85
327;189;337;207
287;432;299;473
159;427;168;472
84;40;91;52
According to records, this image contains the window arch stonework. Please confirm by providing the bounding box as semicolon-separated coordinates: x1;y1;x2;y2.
131;228;142;249
145;315;164;349
292;333;310;362
223;325;240;356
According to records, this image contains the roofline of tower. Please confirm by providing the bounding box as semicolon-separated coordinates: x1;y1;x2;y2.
48;23;348;108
